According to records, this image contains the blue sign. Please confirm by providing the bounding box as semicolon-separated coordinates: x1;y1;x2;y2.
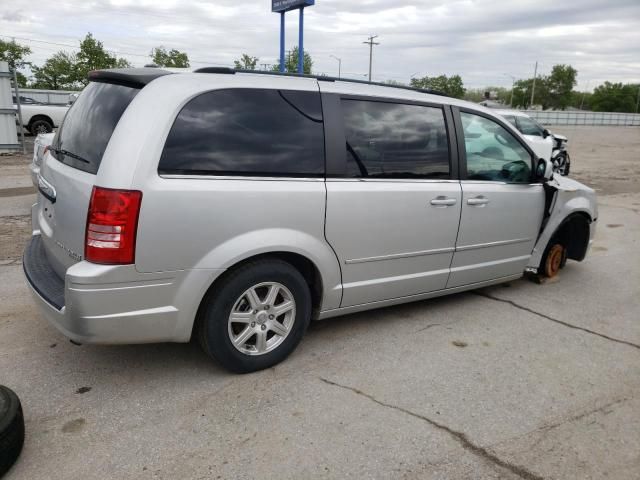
272;0;314;13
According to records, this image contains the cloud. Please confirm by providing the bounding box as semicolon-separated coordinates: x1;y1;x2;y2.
1;0;638;89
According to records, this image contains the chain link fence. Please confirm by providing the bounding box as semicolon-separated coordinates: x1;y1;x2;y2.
524;110;640;126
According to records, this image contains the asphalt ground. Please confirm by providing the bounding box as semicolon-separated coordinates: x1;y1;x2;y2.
0;127;638;479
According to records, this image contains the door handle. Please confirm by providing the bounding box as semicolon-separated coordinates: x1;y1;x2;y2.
430;196;457;207
467;196;489;206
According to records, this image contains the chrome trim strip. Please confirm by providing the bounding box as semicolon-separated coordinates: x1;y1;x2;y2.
460;180;543;186
345;246;455;265
455;237;533;252
160;174;323;182
327;178;460;184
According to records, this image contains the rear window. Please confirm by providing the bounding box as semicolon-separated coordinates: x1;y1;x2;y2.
51;82;138;174
158;88;324;177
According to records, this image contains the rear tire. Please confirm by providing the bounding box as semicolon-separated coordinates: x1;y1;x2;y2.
198;259;312;373
29;119;53;136
0;385;25;477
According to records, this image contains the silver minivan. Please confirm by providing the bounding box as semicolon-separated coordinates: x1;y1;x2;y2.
24;68;597;372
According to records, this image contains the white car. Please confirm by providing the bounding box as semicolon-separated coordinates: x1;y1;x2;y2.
14;102;69;136
495;109;553;162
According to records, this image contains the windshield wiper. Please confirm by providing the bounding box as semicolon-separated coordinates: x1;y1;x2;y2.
50;146;90;164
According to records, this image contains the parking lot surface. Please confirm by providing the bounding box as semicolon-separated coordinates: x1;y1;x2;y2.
0;127;638;479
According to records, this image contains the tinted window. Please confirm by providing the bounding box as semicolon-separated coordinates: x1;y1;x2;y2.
51;82;138;174
159;89;324;177
342;100;450;179
461;112;532;183
516;116;544;136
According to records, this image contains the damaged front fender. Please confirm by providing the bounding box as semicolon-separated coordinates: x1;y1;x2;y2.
527;175;598;273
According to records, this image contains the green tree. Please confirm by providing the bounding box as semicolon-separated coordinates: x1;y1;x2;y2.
74;33;130;85
31;52;78;90
0;39;31;69
546;64;577;110
410;74;465;99
0;39;31;86
151;46;190;68
271;47;313;74
590;82;639;112
568;90;592;110
234;53;259;70
511;78;551;109
382;79;406;86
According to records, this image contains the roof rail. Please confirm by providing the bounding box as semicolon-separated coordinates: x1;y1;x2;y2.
192;67;448;97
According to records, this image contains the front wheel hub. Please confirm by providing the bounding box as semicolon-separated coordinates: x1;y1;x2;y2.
545;244;565;278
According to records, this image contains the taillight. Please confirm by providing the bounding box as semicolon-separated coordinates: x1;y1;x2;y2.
85;187;142;264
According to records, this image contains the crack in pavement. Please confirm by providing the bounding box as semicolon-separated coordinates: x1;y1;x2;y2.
538;396;631;434
319;377;545;480
473;292;640;351
490;396;633;452
415;323;442;333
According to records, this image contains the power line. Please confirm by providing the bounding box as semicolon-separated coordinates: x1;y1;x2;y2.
0;34;233;67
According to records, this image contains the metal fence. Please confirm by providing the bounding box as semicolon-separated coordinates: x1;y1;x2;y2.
17;88;78;105
524;110;640;126
0;61;20;153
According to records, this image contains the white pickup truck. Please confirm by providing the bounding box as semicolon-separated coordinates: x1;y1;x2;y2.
13;96;70;135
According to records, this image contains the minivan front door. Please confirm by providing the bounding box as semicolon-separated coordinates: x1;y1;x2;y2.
447;109;545;288
322;94;462;307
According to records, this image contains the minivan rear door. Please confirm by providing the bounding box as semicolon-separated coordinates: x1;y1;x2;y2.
35;82;139;278
321;91;462;307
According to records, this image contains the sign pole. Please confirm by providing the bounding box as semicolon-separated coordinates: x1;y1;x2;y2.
272;0;314;74
279;12;285;73
298;7;304;74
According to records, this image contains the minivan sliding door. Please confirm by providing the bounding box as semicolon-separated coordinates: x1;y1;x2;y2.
321;91;462;307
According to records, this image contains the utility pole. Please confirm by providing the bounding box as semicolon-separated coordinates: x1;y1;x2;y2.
530;61;538;108
580;81;590;111
11;38;25;154
363;35;379;82
330;55;341;79
504;73;516;107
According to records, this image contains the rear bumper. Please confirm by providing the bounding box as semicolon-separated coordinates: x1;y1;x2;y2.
23;234;223;344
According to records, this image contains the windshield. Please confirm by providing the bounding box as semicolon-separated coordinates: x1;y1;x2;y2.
51;82;138;174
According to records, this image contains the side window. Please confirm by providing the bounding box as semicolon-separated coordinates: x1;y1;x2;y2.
159;89;324;177
460;112;533;183
516;116;544;137
341;99;450;179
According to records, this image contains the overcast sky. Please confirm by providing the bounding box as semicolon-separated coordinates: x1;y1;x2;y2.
1;0;639;90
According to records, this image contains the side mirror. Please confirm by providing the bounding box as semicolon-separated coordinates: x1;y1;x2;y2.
536;158;553;180
542;128;551;139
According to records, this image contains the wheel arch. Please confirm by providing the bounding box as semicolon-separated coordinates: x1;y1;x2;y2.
27;114;54;126
191;251;327;340
27;115;55;133
551;211;592;261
